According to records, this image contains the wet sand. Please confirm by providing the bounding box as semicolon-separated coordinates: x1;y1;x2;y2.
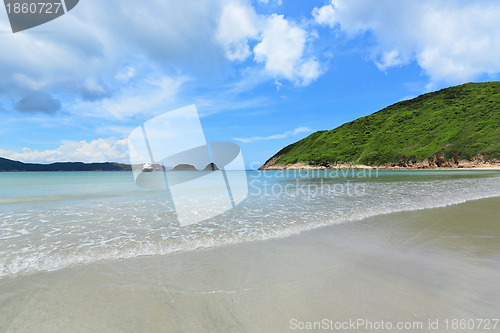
1;197;499;332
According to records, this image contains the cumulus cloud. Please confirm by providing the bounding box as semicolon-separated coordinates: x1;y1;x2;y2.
216;4;324;86
233;126;311;143
297;59;324;87
215;3;259;61
0;0;328;121
313;0;500;85
0;138;129;163
254;15;307;83
14;91;62;114
312;3;337;28
0;0;328;122
0;0;226;116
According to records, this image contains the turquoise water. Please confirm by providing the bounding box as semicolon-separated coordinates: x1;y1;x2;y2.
1;170;500;277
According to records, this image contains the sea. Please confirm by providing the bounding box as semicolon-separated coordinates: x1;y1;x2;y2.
1;169;500;278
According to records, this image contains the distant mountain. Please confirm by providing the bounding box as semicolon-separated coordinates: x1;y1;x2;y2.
261;82;500;169
0;157;131;172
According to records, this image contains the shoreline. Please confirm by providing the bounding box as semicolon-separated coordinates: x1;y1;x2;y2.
2;166;500;172
1;197;500;332
259;163;500;171
2;193;500;280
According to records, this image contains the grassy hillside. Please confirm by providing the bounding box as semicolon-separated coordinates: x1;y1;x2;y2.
264;82;500;167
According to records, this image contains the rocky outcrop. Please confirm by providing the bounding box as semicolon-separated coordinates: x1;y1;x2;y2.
259;162;374;170
204;163;220;171
172;164;197;171
259;154;500;170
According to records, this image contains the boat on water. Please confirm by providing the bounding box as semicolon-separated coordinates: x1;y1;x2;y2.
142;163;154;172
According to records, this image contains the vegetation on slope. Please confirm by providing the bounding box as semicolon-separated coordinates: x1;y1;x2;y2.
265;82;500;167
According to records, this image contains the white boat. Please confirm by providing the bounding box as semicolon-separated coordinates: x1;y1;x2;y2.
142;163;154;172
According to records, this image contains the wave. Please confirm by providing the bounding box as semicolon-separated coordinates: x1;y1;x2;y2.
1;173;500;278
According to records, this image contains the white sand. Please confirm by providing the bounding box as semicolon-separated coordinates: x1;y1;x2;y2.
1;197;500;332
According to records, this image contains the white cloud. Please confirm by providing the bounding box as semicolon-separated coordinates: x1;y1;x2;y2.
254;14;306;80
216;5;324;86
79;78;109;101
102;75;187;119
215;3;259;61
0;138;129;163
297;59;324;86
233;126;311;143
256;0;283;6
12;74;50;91
0;0;226;108
72;74;188;119
313;0;500;85
0;0;327;123
312;3;337;28
115;67;136;82
376;50;405;71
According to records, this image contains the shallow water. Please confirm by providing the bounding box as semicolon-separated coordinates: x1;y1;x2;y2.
1;170;500;277
1;197;499;332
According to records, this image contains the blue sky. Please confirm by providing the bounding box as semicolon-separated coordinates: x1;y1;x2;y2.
1;0;500;168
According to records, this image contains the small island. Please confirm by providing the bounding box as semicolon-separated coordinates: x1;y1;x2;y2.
171;164;197;171
0;158;223;172
170;163;220;171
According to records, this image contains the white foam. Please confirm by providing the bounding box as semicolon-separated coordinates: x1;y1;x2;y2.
1;172;499;278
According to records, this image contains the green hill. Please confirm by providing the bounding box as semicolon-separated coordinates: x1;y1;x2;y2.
262;82;500;168
0;157;131;172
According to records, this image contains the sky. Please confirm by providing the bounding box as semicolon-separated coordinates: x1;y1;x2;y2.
1;0;500;169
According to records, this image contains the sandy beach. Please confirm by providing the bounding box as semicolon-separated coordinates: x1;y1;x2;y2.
1;196;499;332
